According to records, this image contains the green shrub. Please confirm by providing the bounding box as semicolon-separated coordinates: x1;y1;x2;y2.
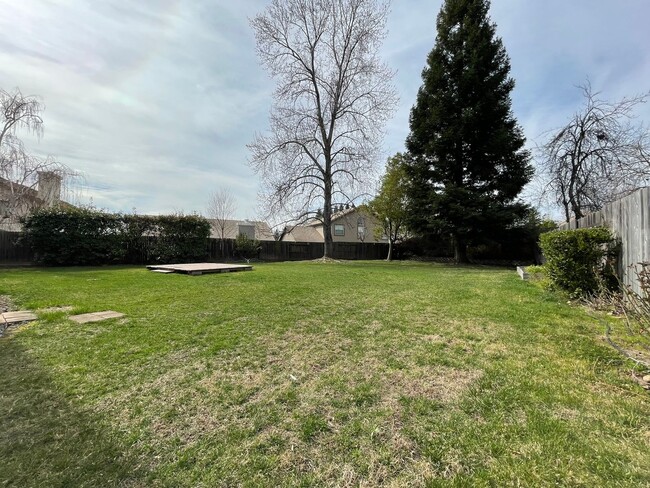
234;234;260;262
539;227;619;296
21;208;210;266
525;265;546;275
148;214;211;264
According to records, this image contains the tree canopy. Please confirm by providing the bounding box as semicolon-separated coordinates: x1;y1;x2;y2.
369;153;410;261
404;0;532;263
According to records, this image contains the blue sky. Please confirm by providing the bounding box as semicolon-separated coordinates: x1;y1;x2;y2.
1;0;648;219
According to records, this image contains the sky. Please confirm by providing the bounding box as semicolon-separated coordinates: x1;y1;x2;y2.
1;0;649;220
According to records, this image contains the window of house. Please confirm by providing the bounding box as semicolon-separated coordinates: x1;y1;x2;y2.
334;224;345;236
357;217;366;240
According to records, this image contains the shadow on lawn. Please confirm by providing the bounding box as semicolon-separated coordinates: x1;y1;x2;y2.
0;337;146;487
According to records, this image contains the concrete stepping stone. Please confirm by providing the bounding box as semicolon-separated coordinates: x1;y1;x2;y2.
70;311;124;324
1;311;38;325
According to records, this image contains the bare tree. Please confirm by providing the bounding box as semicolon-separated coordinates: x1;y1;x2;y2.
1;88;76;224
0;87;45;146
206;188;237;255
538;83;650;222
249;0;398;258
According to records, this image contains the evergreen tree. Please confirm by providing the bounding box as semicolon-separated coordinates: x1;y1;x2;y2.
405;0;532;263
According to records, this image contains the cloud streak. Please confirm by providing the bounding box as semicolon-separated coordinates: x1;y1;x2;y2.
0;0;648;219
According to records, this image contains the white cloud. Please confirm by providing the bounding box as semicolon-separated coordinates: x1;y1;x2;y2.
1;0;648;220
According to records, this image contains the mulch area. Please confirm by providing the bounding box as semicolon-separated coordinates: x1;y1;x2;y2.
0;295;15;313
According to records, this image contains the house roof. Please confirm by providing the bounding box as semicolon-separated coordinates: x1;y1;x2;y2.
0;177;42;204
306;206;360;227
0;176;74;227
282;225;323;243
206;219;275;241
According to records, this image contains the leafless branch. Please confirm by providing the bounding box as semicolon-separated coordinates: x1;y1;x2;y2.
206;188;237;240
536;82;650;221
1;88;77;224
248;0;398;256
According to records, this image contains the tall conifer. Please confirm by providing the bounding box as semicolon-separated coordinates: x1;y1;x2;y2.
405;0;532;263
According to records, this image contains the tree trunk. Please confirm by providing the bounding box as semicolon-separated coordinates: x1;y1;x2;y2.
453;235;469;264
323;177;333;258
323;225;333;258
386;239;393;261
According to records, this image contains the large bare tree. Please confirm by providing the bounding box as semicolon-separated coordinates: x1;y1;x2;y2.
206;188;237;255
538;83;650;222
0;88;75;223
249;0;398;257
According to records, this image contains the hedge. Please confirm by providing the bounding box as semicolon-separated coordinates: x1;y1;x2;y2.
21;207;210;266
539;227;619;296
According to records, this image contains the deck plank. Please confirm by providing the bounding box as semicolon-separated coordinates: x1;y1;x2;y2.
2;311;38;324
146;263;253;275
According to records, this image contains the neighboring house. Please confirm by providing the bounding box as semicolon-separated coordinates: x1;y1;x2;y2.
282;206;388;244
0;171;69;231
207;219;275;241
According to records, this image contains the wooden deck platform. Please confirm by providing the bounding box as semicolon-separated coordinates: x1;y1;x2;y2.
146;263;253;275
1;311;38;325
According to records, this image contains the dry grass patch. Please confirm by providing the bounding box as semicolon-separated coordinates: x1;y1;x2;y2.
91;320;483;484
382;366;482;406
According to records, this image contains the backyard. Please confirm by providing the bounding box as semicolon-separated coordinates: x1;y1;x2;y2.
1;261;648;487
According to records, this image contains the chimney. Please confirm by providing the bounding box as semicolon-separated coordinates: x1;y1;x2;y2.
37;171;62;207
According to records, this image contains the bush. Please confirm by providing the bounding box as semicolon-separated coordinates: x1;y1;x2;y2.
234;234;260;262
525;265;546;275
21;208;210;266
539;227;619;296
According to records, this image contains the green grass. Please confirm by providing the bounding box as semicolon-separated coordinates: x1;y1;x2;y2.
0;261;648;487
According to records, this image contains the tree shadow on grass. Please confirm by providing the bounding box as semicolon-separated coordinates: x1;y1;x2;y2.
0;337;147;487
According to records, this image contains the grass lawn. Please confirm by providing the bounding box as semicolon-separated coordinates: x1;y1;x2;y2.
1;261;648;487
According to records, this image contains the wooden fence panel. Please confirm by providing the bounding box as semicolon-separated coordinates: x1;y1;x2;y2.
0;231;34;265
206;239;388;262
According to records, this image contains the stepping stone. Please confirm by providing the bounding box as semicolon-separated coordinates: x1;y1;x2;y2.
70;311;125;324
150;269;175;274
1;311;38;325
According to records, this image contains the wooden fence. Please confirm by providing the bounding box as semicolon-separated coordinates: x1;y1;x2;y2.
208;239;390;261
0;232;390;266
0;231;34;265
559;187;650;295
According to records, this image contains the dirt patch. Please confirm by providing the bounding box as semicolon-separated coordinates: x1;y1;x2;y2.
0;295;15;313
310;257;343;264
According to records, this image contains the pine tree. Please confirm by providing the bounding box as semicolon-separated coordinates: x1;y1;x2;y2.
405;0;532;263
